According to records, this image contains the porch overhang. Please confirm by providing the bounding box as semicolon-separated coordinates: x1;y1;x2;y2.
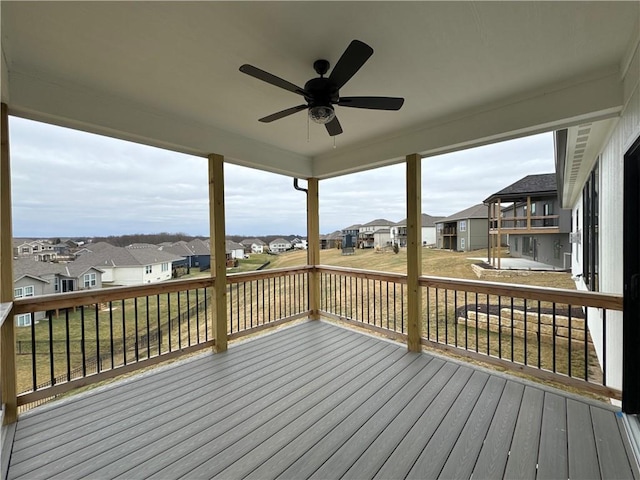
1;2;637;179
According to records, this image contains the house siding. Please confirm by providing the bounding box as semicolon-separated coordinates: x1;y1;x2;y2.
565;37;640;390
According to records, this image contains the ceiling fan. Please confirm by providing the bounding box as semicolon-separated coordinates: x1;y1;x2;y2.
239;40;404;137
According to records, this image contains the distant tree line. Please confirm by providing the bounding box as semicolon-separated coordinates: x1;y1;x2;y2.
91;232;204;247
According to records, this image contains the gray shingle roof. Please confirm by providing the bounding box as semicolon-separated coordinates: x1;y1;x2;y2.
361;219;396;227
13;258;103;281
437;204;488;223
395;214;446;228
187;239;210;256
484;173;557;202
159;241;194;257
73;244;183;268
240;238;266;246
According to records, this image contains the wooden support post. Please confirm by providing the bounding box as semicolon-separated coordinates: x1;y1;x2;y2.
497;198;501;270
526;196;532;230
307;178;320;319
0;103;16;424
406;154;422;352
208;154;227;353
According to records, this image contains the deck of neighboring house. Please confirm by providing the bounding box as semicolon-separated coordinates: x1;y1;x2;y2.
6;320;638;480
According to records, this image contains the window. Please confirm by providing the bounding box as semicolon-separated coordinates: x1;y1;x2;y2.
14;285;34;299
21;247;29;254
531;203;536;215
459;221;467;232
83;273;96;288
145;265;152;274
583;163;599;291
514;237;518;251
15;313;32;327
460;238;466;250
161;263;169;272
54;277;59;292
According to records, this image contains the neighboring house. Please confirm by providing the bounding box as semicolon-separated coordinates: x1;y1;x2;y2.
72;242;183;286
13;258;104;326
186;238;211;270
358;219;396;248
435;204;488;252
269;238;292;253
226;240;245;260
159;241;196;269
320;231;342;250
340;225;360;253
13;239;58;261
484;173;571;269
292;238;307;250
240;238;266;254
392;214;446;247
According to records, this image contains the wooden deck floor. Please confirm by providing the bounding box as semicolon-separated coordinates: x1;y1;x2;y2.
7;320;639;479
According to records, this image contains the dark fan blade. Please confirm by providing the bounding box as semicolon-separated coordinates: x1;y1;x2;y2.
338;97;404;110
329;40;374;89
325;116;343;136
240;64;308;96
259;105;308;123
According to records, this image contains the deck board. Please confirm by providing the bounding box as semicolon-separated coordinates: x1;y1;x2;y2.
6;320;638;480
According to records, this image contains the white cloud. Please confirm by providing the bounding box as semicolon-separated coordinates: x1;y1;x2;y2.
9;117;554;237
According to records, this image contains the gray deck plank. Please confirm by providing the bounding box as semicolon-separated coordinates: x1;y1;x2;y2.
471;380;525;479
129;343;413;478
7;320;639;480
40;332;383;480
197;353;437;479
406;371;493;479
567;398;601;480
11;324;372;479
337;362;458;479
298;359;454;480
15;320;334;443
503;386;545;479
10;322;350;470
437;375;506;480
372;365;475;480
536;392;568;480
591;406;636;479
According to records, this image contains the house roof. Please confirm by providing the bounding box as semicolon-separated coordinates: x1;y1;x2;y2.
361;219;396;228
437;204;488;223
484;173;558;203
186;239;210;256
73;244;183;268
225;240;245;252
269;238;291;245
240;238;266;246
159;241;194;258
342;224;361;232
13;258;104;282
395;214;446;228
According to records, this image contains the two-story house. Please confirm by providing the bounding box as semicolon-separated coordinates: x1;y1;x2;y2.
269;238;292;253
392;214;446;247
13;258;104;326
240;238;266;254
435;204;489;252
358;219;396;248
484;173;571;269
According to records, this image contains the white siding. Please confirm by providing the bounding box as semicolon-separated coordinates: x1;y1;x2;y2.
422;226;437;246
570;37;640;390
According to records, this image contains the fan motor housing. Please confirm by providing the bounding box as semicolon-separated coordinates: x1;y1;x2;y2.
304;77;339;107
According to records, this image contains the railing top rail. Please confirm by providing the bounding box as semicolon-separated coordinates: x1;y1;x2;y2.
0;301;12;327
420;275;623;310
316;265;407;283
13;277;214;314
227;265;312;283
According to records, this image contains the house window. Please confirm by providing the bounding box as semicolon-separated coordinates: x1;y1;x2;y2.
459;221;467;232
145;265;152;274
83;273;96;288
460;238;466;250
54;277;59;292
21;247;29;254
161;263;169;272
583;163;599;291
14;285;34;299
531;203;536;215
15;313;32;327
514;237;518;251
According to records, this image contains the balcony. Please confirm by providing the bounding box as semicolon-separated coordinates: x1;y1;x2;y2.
2;265;636;479
489;215;561;235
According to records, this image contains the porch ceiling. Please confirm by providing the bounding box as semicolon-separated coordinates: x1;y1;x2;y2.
1;2;638;179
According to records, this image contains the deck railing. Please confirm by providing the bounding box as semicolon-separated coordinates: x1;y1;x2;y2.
6;263;623;413
317;265;623;400
11;266;311;409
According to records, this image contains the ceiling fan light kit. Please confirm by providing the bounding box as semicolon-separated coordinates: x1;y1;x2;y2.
240;40;404;137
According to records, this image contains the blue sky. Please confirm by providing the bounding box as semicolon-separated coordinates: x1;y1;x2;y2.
9;117;554;237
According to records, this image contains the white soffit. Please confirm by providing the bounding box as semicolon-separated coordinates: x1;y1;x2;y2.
562;118;617;208
1;2;638;178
